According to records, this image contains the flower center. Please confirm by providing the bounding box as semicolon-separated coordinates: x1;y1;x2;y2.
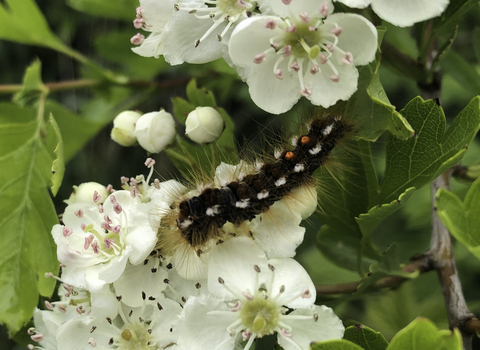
240;297;280;336
284;22;321;59
218;0;251;17
118;323;155;350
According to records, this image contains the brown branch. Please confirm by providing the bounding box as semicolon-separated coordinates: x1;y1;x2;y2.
316;258;432;295
428;171;477;349
0;77;190;95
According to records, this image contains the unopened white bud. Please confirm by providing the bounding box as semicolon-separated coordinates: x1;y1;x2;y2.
134;110;176;153
66;182;109;205
111;111;142;147
185;107;225;144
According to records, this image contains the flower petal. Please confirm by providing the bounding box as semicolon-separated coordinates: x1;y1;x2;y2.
163;5;227;65
249;200;304;258
176;294;239;349
113;259;168;307
305;51;359;108
229;16;302;114
268;258;316;309
334;0;370;8
208;237;267;300
371;0;449;27
90;284;118;319
278;305;344;350
259;0;334;18
323;13;378;66
140;0;176;31
132;32;166;58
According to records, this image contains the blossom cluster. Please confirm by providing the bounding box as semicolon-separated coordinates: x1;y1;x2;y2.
30;160;344;350
130;0;449;114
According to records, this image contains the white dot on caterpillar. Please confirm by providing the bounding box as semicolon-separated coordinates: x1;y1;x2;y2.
254;160;264;172
275;177;286;187
206;205;220;216
178;219;193;228
274;148;282;159
308;143;322;155
294;164;305;172
236;199;250;208
323;123;334;136
290;136;298;147
257;190;269;200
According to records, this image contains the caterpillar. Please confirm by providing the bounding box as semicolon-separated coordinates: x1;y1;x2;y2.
155;114;353;277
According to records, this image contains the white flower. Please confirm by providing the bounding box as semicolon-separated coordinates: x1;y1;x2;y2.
134;110;176;154
335;0;450;27
65;182;110;205
228;1;378;114
185;106;225;144
162;0;255;65
131;0;177;58
51;190;158;291
111;111;142;147
175;237;344;350
54;295;182;350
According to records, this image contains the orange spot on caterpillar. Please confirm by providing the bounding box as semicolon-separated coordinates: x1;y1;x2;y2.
285;152;294;160
301;136;309;144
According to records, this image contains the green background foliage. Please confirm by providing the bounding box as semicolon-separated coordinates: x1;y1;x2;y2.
1;0;480;349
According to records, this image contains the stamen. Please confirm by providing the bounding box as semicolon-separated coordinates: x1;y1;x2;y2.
63;227;73;237
93;191;101;203
329;74;340;83
242;290;254;300
299;13;310;23
282;0;291;4
265;19;276;29
74;209;84;218
301;288;312;298
319;2;329;17
342;52;353;65
130;33;145;45
113;203;122;214
331;26;343;36
231;300;242;311
133;18;144;29
285;24;296;33
254;53;266;64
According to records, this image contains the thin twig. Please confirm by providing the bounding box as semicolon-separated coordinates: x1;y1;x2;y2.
316;258;432;295
429;172;477;349
0;77;190;95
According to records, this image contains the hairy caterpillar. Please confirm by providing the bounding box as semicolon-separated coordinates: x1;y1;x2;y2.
155;114;353;277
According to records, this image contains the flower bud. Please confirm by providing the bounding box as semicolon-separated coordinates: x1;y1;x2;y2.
134;110;176;153
66;182;109;205
185;107;225;144
111;111;142;147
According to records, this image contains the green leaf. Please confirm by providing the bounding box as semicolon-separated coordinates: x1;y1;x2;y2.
356;188;416;240
387;318;462;350
0;0;74;55
0;103;59;335
343;325;388;350
68;0;138;20
46;114;65;197
310;340;364;350
434;0;479;31
44;101;105;163
342;27;414;141
13;60;48;107
380;97;480;203
186;79;216;107
441;50;480;96
316;140;382;272
436;177;480;260
171;97;196;125
211;107;236;162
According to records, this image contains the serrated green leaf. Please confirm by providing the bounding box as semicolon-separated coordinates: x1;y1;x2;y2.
344;27;413;141
436;177;480;260
44;101;105;163
356;188;415;239
310;339;364;350
380;97;480;203
68;0;137;20
387;318;462;350
13;60;48;107
343;325;388;350
171;97;196;125
0;103;59;335
186;79;216;107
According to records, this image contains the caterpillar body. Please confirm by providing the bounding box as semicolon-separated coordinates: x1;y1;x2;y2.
156;115;352;277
